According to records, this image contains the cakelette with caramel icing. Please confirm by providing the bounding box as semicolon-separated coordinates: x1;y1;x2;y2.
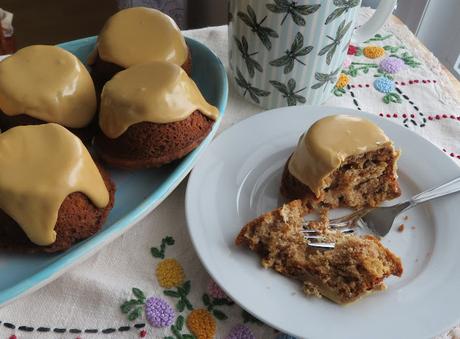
99;61;219;138
0;45;97;128
91;7;188;68
0;123;109;246
288;115;394;196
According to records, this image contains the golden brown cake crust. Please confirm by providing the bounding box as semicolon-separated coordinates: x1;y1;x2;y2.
94;111;214;169
0;163;115;253
236;200;403;304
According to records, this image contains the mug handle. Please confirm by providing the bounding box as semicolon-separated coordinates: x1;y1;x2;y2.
352;0;398;43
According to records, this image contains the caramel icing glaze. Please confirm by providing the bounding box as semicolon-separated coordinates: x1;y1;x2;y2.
0;124;109;246
99;61;219;138
288;115;393;196
91;7;188;68
0;45;97;128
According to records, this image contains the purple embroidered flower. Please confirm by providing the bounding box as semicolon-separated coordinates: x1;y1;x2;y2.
207;279;229;300
374;77;395;93
145;297;175;328
276;333;298;339
379;56;405;74
225;324;255;339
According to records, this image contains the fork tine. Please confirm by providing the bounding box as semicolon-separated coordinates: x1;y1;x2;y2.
300;229;319;234
307;242;335;249
304;235;323;240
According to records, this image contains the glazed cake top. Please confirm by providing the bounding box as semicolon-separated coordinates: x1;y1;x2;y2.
0;45;96;128
0;124;109;246
99;61;219;138
92;7;188;68
288;115;392;196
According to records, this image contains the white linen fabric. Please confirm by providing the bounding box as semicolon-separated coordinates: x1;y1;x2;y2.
0;8;459;339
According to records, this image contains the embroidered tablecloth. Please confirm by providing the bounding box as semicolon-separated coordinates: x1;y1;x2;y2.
1;8;460;339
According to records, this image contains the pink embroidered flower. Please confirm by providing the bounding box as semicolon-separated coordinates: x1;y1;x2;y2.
207;279;229;300
342;56;352;69
347;45;358;55
226;324;255;339
145;297;175;328
379;56;405;74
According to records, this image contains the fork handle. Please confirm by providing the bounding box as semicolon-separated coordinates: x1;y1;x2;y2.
408;176;460;207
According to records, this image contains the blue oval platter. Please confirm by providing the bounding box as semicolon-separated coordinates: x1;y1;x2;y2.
0;36;228;306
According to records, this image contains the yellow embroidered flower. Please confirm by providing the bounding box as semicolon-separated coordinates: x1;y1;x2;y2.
186;309;216;339
335;73;349;89
363;45;385;59
155;258;185;288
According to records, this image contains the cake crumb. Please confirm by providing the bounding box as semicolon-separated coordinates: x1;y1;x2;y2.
303;282;322;298
403;215;409;221
397;224;405;232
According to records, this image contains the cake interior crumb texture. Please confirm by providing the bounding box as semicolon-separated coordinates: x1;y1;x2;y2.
282;145;401;210
235;200;403;304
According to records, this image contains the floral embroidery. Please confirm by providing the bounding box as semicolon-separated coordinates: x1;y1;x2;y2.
121;288;147;321
374;77;395;93
364;33;392;43
363;45;385;59
145;297;175;328
226;324;255;339
374;77;402;104
151;236;175;259
347;44;361;56
165;315;195;339
156;259;185;288
164;280;193;312
335;73;349;89
342;55;352;68
379;56;405;74
202;292;234;320
207;279;229;300
186;309;217;339
333;73;349;96
343;62;378;77
391;51;421;68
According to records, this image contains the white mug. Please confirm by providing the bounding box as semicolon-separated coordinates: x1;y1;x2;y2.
228;0;397;108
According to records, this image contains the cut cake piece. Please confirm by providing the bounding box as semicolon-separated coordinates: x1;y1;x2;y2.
235;200;403;304
280;115;401;209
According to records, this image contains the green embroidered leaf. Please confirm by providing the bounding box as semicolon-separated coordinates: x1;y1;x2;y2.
171;325;183;339
383;94;391;104
176;299;185;312
176;315;185;330
212;298;231;306
184;298;194;310
165;336;175;339
165;236;175;246
182;335;196;339
183;280;191;295
213;309;228;320
128;306;142;321
121;299;138;314
132;288;145;301
202;293;211;306
164;290;181;298
177;286;186;296
151;247;164;258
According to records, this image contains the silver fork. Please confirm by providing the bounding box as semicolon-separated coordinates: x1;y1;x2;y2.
304;176;460;249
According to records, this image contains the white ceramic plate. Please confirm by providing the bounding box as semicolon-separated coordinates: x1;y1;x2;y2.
186;106;460;339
